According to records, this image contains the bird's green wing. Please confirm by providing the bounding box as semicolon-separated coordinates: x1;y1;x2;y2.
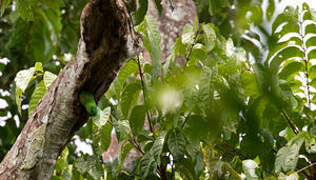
79;90;98;116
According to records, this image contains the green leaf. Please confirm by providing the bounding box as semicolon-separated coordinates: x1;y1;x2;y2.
305;135;316;154
242;160;259;179
99;122;112;152
43;71;57;88
28;80;47;118
181;24;195;45
16;0;36;20
117;60;138;85
15;67;35;92
119;81;141;119
55;147;69;176
275;137;304;173
114;120;131;142
202;23;216;52
129;105;147;136
151;131;167;165
138;15;161;80
15;88;23;114
266;0;275;21
176;158;197;180
279;61;304;79
241;71;258;97
167;129;186;160
93;107;111;129
133;0;148;26
1;0;13;16
34;62;43;72
310;65;316;80
269;45;304;73
140;151;156;177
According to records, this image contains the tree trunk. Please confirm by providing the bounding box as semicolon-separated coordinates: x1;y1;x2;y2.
0;0;142;179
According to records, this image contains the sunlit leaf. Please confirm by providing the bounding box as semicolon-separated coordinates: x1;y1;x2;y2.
44;71;57;88
275;137;304;173
28;80;47;118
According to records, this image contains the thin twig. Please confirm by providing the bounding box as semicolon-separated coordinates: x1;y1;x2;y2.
128;138;144;155
136;56;156;140
296;161;316;174
281;110;299;135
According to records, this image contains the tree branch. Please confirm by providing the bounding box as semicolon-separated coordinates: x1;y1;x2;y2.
0;0;142;179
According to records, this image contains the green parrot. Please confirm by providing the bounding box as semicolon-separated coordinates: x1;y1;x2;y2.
79;90;98;116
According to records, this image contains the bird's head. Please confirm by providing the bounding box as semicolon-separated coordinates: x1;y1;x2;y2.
90;106;98;116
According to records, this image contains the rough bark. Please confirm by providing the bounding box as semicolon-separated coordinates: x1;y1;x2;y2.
0;0;142;179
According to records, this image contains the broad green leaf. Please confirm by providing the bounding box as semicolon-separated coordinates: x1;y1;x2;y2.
279;61;304;79
176;158;197;180
138;15;161;80
308;48;316;59
119;81;141;119
129;105;146;136
241;71;258;97
117;60;138;85
242;160;259;180
202;23;216;52
114;120;131;142
167;129;186;160
100;122;112;152
269;46;304;73
275;137;304;173
181;24;195;45
93;107;111;129
28;80;47;118
140;151;156;177
133;0;148;26
188;43;207;64
44;71;57;88
15;67;35;92
54;147;69;176
151;131;167;165
226;38;235;57
310;65;316;80
305;135;316;153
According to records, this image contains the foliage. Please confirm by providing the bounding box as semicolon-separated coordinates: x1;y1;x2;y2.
1;0;316;179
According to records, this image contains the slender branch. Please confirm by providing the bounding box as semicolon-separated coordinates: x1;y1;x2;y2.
128;138;144;155
136;56;156;140
296;161;316;174
281;110;299;135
